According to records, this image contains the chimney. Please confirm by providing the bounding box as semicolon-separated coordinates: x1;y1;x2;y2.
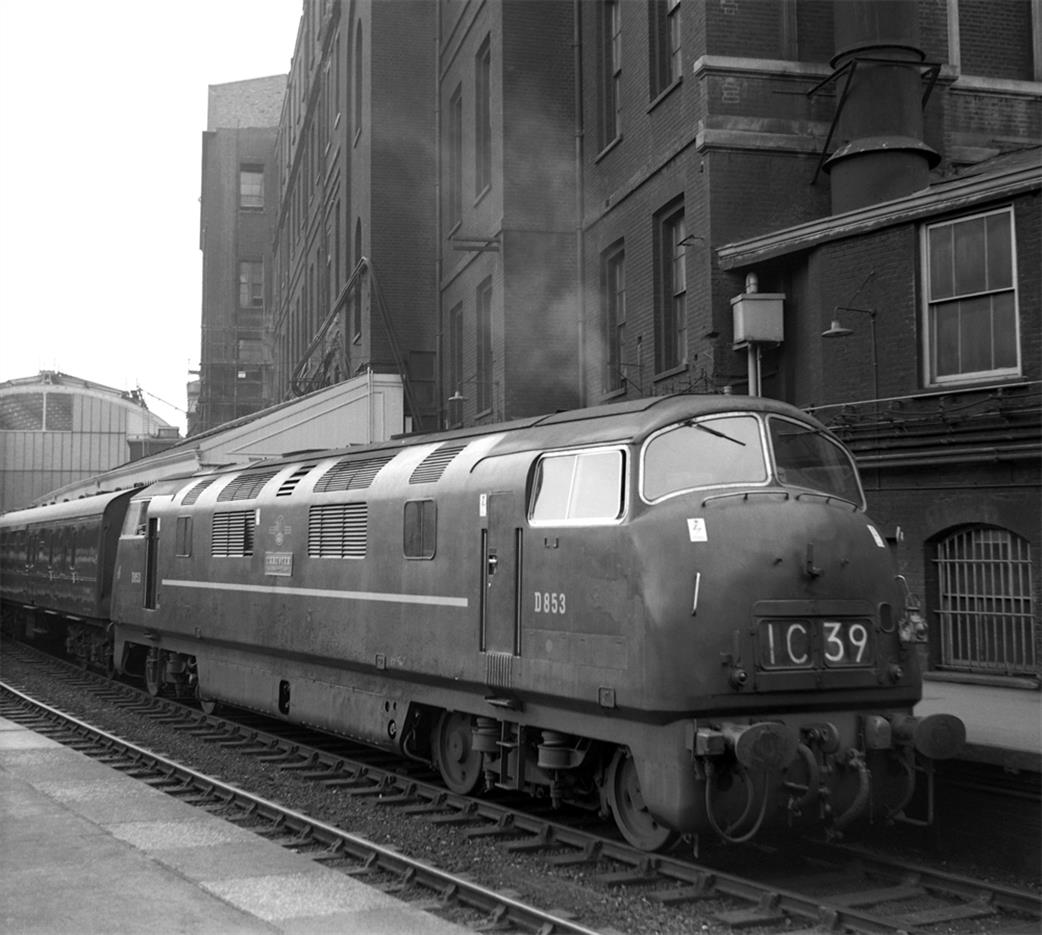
824;0;939;214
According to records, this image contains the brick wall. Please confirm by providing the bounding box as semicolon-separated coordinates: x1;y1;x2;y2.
957;0;1035;80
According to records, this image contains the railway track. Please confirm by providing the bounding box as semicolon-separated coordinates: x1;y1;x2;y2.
0;677;600;935
3;638;1040;935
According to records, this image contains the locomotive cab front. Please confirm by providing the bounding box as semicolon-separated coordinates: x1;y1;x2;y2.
614;404;965;845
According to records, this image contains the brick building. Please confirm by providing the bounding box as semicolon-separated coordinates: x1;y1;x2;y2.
194;75;286;435
271;0;439;430
233;0;1039;683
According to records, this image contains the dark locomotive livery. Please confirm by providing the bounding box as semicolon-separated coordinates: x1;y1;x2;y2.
0;395;965;849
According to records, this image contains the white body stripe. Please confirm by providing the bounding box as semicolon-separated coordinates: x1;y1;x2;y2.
162;579;469;608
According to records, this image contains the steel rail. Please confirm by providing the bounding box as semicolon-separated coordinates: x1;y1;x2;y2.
0;680;602;935
4;640;1040;934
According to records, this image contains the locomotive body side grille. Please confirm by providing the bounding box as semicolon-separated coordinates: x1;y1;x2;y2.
315;455;394;492
308;503;367;558
410;443;468;484
276;464;317;496
485;650;514;688
217;470;280;502
181;476;218;505
211;510;255;557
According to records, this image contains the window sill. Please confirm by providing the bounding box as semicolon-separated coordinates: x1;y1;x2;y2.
924;372;1023;392
654;363;689;382
648;77;682;112
594;135;623;164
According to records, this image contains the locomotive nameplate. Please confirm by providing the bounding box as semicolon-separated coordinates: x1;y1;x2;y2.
264;551;294;577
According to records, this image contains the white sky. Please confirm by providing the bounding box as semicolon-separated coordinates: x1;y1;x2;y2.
0;1;304;434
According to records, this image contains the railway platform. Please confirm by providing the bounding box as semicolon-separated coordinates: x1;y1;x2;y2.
915;676;1041;772
0;716;467;935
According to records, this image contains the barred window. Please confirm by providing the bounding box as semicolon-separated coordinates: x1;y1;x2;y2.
933;526;1035;676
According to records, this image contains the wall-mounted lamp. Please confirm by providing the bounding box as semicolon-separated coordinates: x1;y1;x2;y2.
822;305;878;406
448;376;500;420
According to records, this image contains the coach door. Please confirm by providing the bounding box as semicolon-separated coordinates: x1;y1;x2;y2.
481;492;521;657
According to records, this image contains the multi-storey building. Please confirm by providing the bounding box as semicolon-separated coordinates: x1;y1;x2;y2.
233;1;1040;681
194;75;286;435
272;0;439;430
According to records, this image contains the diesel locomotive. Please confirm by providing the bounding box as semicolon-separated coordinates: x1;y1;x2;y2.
0;394;965;849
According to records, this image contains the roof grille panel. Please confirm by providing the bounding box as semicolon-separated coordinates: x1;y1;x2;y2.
308;503;367;558
276;464;317;496
409;443;468;484
217;469;280;502
181;476;219;506
211;510;255;557
315;454;394;493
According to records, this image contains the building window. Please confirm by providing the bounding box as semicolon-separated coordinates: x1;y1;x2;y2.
599;0;622;149
353;23;363;141
476;37;492;196
239;261;264;308
447;302;463;424
353;219;363;341
334;33;341;124
448;85;463;229
655;201;686;372
933;526;1035;675
649;0;682;97
239;165;264;209
924;208;1019;385
601;243;625;393
476;278;493;413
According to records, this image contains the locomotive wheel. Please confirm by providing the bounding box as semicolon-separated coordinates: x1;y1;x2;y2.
606;748;680;852
431;711;483;794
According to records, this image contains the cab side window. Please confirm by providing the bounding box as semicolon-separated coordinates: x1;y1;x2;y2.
121;500;150;537
529;449;625;524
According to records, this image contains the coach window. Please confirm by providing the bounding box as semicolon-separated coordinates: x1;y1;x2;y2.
121;500;150;537
529;449;625;525
175;516;193;557
403;499;436;559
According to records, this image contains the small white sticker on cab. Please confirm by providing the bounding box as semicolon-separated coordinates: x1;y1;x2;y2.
867;524;886;548
687;518;708;542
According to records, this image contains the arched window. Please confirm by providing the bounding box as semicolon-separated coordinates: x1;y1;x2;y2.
933;526;1035;675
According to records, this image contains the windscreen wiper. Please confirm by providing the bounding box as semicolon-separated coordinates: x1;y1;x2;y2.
691;422;746;446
